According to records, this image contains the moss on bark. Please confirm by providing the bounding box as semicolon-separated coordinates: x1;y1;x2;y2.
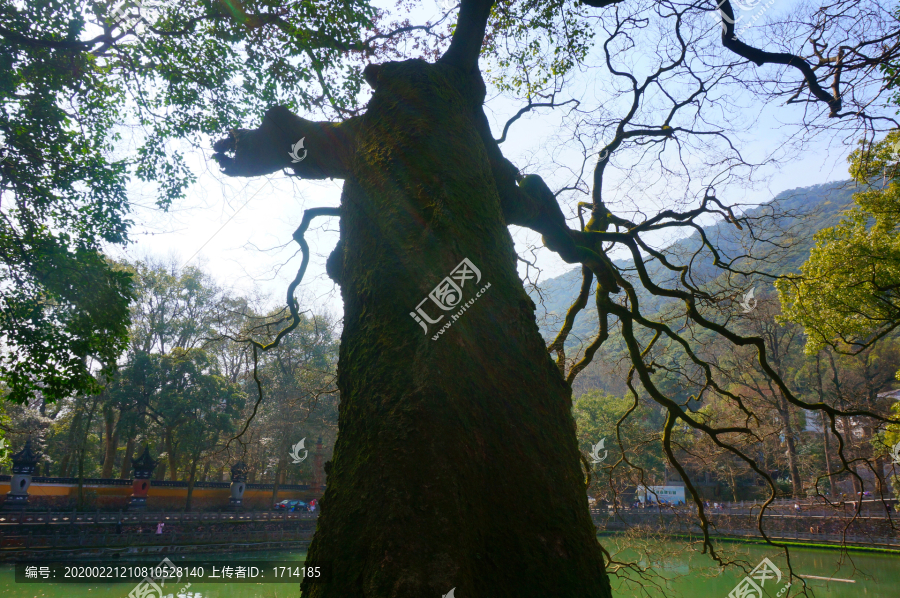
300;59;612;598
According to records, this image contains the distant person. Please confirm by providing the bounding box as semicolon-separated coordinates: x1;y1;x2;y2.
794;503;800;513
116;520;123;535
156;522;164;534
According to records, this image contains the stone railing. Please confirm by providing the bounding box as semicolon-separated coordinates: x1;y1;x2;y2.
595;519;900;548
625;497;898;511
0;476;311;491
590;510;900;547
0;509;318;526
590;508;898;522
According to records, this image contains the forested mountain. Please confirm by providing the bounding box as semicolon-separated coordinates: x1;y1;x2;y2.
532;180;860;345
551;178;900;504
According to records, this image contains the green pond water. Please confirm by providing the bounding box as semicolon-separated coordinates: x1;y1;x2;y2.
0;537;897;597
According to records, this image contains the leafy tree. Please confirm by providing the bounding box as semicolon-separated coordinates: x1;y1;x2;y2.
91;257;226;477
778;132;900;364
811;343;900;497
0;0;139;403
127;258;224;354
574;390;667;502
0;249;134;404
724;303;808;497
247;310;338;499
109;348;245;480
886;403;900;502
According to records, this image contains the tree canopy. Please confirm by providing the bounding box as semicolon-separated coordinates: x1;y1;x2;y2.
0;0;373;403
778;133;900;362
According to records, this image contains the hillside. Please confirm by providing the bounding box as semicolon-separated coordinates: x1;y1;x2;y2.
530;180;860;345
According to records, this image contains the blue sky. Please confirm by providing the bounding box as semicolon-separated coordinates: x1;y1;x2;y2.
108;0;878;321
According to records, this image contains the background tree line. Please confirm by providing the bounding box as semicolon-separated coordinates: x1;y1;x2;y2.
569;139;900;504
0;257;340;500
574;301;900;504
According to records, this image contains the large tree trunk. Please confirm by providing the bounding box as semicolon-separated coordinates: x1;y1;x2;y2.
271;442;288;507
120;436;136;479
300;60;610;598
813;354;838;497
59;411;84;476
165;427;178;481
76;396;100;510
156;461;168;482
777;393;803;498
58;453;71;478
101;408;120;479
820;414;838;498
185;449;200;512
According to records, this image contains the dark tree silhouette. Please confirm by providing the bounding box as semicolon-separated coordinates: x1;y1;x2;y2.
211;1;900;595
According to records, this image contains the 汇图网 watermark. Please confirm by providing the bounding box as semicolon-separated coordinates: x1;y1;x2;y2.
739;287;757;313
127;557;190;598
409;258;491;341
108;0;145;31
889;139;900;164
289;438;308;464
289;138;307;163
710;0;779;39
589;438;608;464
727;557;790;598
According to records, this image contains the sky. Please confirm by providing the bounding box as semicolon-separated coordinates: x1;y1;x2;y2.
107;0;868;323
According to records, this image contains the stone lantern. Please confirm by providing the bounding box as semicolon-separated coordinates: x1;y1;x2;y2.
229;461;249;510
3;439;39;511
127;447;157;511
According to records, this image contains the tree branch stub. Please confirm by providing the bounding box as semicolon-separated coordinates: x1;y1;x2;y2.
213;106;357;180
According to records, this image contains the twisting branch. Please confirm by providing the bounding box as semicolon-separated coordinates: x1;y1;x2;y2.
212;107;358;179
548;268;593;371
439;0;496;70
210;104;350;352
566;286;611;386
216;206;340;446
267;208;340;349
234;207;341;353
496;96;580;144
716;0;843;116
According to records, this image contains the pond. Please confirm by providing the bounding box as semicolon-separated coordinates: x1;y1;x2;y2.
602;535;899;597
0;537;897;597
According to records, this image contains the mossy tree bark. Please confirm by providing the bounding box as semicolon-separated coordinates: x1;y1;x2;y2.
316;60;609;597
216;58;612;597
213;2;612;595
